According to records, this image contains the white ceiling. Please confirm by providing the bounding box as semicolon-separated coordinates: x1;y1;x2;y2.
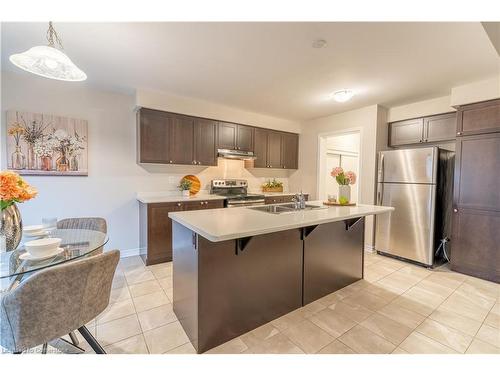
1;22;498;121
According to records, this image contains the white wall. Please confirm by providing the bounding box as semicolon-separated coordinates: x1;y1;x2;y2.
450;75;500;106
387;96;454;122
1;71;296;254
290;105;384;249
136;89;301;133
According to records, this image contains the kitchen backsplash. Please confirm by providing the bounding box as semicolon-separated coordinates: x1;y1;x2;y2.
140;158;295;194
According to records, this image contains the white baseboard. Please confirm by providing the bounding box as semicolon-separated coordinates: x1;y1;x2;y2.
117;247;141;258
364;244;375;253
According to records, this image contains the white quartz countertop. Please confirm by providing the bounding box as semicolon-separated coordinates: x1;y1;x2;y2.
137;191;308;203
137;192;226;204
169;200;394;242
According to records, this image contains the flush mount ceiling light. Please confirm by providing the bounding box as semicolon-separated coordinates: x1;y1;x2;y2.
9;22;87;82
332;89;355;103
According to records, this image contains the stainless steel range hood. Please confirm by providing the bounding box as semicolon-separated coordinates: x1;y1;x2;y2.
217;148;256;160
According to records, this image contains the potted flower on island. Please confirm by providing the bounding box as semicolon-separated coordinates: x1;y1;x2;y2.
0;171;37;251
179;178;193;197
330;167;356;205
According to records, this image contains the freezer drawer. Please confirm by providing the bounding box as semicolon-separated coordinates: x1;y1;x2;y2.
375;182;436;265
377;147;437;184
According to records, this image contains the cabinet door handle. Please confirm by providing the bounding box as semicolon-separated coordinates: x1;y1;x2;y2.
200;201;204;205
197;161;201;165
457;132;462;135
453;208;458;213
177;203;182;207
169;160;173;164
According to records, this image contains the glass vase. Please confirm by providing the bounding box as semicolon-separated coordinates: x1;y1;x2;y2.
0;203;23;251
11;146;26;170
70;154;79;171
56;152;69;172
338;185;351;203
40;155;52;171
27;143;37;170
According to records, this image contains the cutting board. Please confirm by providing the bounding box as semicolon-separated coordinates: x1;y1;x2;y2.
182;175;201;195
323;201;356;206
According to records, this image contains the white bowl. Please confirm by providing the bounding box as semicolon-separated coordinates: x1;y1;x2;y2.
24;225;44;235
24;238;62;257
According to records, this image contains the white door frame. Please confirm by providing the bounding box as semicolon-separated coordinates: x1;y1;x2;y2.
316;127;363;201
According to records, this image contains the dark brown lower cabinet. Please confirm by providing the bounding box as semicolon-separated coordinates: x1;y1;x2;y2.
139;199;224;265
451;209;500;282
172;218;365;353
303;218;365;304
173;224;303;353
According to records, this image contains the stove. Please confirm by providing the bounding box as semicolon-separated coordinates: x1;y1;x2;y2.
210;179;266;207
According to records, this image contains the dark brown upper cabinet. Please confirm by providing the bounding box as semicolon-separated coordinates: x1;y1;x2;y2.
456;99;500;137
252;128;299;169
454;132;500;212
253;128;269;168
137;108;171;164
217;122;254;151
138;107;299;169
281;132;299;169
236;125;254;151
267;131;282;168
424;113;457;143
194;118;218;166
169;115;195;165
389;112;456;147
138;109;216;166
389;118;424;146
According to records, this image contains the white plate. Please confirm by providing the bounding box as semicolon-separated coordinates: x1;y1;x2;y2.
24;225;44;234
20;247;64;261
24;230;48;237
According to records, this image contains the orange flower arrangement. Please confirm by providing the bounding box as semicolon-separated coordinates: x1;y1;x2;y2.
0;171;37;210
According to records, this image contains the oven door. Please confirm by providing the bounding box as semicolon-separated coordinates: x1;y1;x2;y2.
226;199;266;208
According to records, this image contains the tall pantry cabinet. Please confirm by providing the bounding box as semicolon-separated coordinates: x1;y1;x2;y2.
451;99;500;282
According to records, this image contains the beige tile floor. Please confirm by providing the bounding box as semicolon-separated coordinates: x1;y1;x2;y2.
14;252;500;354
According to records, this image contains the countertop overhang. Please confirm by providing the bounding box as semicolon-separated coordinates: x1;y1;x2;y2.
169;201;394;242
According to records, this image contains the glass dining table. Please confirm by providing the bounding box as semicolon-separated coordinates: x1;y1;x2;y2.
1;228;109;353
1;228;109;290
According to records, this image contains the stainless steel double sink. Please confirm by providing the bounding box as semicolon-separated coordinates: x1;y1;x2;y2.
248;203;325;214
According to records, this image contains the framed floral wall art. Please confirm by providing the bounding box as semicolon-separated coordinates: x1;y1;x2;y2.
6;110;88;176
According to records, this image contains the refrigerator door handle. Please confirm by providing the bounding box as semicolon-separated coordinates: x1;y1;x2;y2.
377;183;384;205
378;153;385;182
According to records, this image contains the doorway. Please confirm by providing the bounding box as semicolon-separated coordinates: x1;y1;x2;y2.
317;131;361;202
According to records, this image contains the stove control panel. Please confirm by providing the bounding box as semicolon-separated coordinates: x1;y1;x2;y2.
211;179;248;188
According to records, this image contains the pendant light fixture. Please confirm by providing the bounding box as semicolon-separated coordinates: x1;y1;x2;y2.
9;22;87;82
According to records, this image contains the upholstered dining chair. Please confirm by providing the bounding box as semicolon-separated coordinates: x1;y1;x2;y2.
0;250;120;354
57;217;107;234
56;217;108;347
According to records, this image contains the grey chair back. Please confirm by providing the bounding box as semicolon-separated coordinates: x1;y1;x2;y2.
57;217;107;255
0;250;119;353
57;217;107;234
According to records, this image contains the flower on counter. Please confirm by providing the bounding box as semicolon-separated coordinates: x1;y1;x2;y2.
330;166;344;178
0;170;37;210
345;171;357;185
331;167;356;186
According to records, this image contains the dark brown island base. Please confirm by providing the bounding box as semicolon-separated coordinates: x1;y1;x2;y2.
169;203;393;353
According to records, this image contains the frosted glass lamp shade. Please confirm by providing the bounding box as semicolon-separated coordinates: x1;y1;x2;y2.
9;45;87;82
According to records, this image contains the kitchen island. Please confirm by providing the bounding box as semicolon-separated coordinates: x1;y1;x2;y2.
169;201;393;353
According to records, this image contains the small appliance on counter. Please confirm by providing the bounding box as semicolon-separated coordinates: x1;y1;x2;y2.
210;179;265;207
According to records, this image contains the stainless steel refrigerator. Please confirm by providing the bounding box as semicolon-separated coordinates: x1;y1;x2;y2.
375;147;454;266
